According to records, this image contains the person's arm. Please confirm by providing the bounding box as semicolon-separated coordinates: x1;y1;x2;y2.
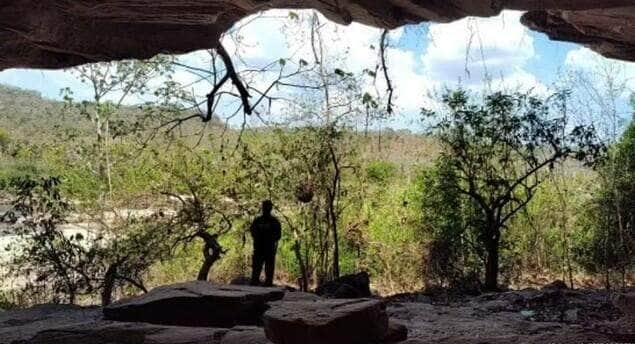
249;219;257;238
273;218;282;242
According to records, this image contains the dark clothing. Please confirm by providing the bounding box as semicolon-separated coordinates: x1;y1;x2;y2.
250;214;281;286
251;252;276;287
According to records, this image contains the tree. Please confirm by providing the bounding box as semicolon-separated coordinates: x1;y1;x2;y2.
419;156;483;289
559;61;633;289
163;184;233;282
157;145;240;282
1;176;174;305
422;90;602;290
236;124;358;287
574;121;635;289
62;57;173;199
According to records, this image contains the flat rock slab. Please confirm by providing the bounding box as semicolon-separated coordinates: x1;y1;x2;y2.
281;292;323;302
0;304;102;344
220;326;273;344
263;298;390;344
104;281;285;327
14;321;273;344
18;321;227;344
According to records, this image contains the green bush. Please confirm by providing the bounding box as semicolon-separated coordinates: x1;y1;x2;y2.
366;160;396;184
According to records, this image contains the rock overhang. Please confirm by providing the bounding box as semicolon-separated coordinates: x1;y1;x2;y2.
0;1;634;70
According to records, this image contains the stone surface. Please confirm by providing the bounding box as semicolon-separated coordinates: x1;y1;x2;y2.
0;304;102;344
387;287;635;344
263;298;390;344
383;320;409;343
220;326;272;344
7;321;274;344
601;291;635;341
1;1;635;70
467;287;623;323
103;281;285;327
522;6;635;62
315;271;372;298
1;286;633;344
16;321;227;344
400;330;621;344
281;292;323;302
0;303;273;344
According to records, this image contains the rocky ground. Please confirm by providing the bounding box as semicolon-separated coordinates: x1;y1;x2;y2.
0;279;633;344
388;283;634;343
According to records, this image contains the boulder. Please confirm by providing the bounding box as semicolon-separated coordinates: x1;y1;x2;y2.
263;298;391;344
315;272;371;298
103;281;285;327
541;280;568;291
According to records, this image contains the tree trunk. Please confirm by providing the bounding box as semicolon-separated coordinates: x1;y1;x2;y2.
331;217;340;279
101;264;117;306
293;240;309;291
197;255;216;281
484;227;500;291
327;144;341;279
327;191;340;279
68;290;76;305
196;232;223;281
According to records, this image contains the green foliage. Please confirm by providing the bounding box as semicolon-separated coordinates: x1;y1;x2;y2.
0;290;17;310
1;54;632;306
573;121;635;287
2;176;89;303
1;176;175;305
366;160;396;184
421;89;602;290
0;128;10;151
418;156;482;289
362;180;423;292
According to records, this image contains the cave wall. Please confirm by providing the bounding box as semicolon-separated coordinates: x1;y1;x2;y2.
0;0;634;70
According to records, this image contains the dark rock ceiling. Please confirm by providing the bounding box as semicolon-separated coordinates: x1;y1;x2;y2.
0;1;634;70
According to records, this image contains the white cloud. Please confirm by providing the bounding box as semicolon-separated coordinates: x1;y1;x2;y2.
421;10;540;92
383;48;432;113
563;47;635;135
565;47;635;90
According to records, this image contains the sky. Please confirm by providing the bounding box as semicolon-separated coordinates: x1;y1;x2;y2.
1;9;633;131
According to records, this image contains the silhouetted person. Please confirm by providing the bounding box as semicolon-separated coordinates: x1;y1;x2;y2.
250;200;281;286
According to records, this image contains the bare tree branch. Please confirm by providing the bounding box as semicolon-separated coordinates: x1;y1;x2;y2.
380;29;394;115
216;43;252;115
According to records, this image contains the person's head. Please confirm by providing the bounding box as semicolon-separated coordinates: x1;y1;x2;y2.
261;200;273;215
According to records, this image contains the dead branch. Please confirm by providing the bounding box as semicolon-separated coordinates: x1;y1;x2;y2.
215;43;252;115
380;29;394;115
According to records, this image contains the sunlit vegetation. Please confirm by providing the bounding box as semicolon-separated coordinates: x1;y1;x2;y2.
0;12;633;306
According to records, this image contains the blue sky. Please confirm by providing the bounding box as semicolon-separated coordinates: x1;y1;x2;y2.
1;10;633;131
